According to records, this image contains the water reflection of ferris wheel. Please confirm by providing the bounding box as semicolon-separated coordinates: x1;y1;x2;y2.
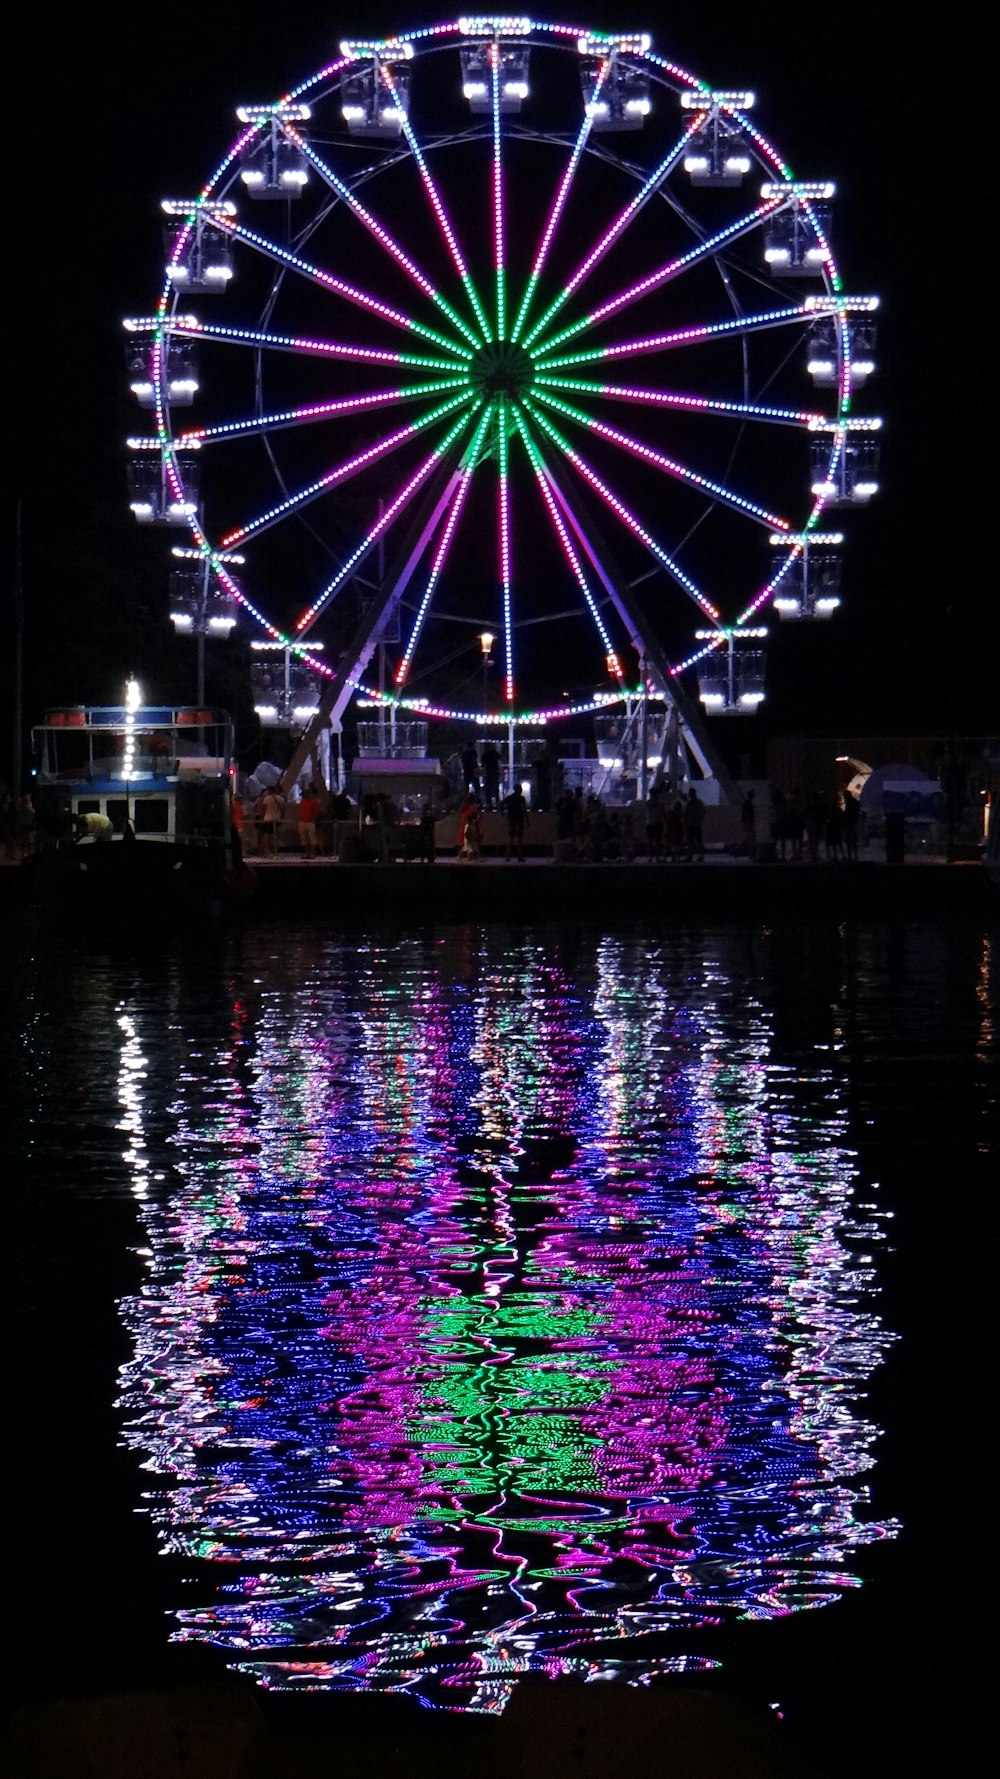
125;17;880;783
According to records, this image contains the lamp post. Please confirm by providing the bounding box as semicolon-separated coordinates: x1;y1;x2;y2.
479;631;495;716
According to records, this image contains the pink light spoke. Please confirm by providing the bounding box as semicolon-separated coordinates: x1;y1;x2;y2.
296;407;479;636
155;317;462;373
536;377;820;429
498;405;513;701
220;391;474;548
510;59;609;347
381;66;492;344
217;215;471;354
521;117;702;352
532;390;791;533
292;129;483;352
534;195;785;358
396;403;494;686
180;378;470;446
539;299;824;372
524;398;719;621
491;44;506;342
512;410;623;679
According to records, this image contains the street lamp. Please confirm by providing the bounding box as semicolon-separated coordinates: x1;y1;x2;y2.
478;631;495;715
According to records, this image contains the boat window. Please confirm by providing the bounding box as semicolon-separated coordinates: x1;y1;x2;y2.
134;799;170;834
106;799;130;834
76;798;101;815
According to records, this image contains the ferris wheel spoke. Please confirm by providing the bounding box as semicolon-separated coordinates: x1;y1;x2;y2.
289;129;484;352
512;408;626;685
533;194;785;360
396;403;495;691
178;377;470;447
497;401;513;701
535;375;822;430
219;390;475;548
523;398;720;623
219;216;473;356
521;115;703;352
538;296;861;373
380;65;492;345
138;315;466;374
531;389;792;534
509;57;609;348
490;44;508;343
295;406;480;637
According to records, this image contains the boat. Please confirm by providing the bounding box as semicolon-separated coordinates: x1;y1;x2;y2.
28;686;251;920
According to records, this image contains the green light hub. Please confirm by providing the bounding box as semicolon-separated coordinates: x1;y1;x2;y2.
470;341;534;398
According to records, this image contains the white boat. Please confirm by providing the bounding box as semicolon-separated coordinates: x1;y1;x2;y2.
29;692;248;918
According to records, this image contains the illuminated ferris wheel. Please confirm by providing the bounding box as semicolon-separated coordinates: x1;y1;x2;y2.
125;15;880;762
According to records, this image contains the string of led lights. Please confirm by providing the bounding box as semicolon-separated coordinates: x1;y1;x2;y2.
128;18;880;725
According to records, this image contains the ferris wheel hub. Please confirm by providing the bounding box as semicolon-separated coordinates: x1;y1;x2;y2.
470;339;534;397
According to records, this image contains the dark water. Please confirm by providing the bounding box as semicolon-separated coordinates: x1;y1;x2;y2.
2;913;995;1772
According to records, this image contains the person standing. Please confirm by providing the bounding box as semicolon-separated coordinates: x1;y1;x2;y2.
503;783;529;861
481;741;501;812
461;741;481;800
297;783;321;859
457;793;482;859
684;786;706;862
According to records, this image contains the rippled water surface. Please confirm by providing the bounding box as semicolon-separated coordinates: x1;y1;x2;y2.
3;915;996;1761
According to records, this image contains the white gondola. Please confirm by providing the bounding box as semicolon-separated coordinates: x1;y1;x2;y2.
339;42;412;137
127;450;201;525
162;205;236;293
169;568;238;636
771;534;843;620
695;631;767;714
681;91;754;187
762;183;833;277
810;439;880;505
578;33;651;130
807;316;877;389
459;39;530;112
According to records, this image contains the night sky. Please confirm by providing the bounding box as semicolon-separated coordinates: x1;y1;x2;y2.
8;4;992;783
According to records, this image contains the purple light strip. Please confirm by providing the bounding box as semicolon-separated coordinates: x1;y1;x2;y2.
532;390;791;533
380;66;491;344
180;379;470;446
535;196;785;358
540;299;843;372
396;403;494;685
535;378;820;429
221;390;473;548
510;59;609;347
150;316;465;371
498;405;513;702
491;43;506;343
524;399;719;622
512;409;622;677
296;406;477;634
216;215;468;353
521;116;703;352
290;129;483;353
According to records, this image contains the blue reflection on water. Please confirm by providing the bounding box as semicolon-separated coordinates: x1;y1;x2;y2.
114;932;898;1712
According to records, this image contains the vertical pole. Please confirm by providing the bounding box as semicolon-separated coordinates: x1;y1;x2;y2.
508;718;515;799
13;500;23;792
639;661;649;803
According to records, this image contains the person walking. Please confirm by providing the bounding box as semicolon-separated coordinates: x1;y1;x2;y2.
457;793;482;859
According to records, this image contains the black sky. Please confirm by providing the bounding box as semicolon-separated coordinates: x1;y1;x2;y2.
8;4;993;775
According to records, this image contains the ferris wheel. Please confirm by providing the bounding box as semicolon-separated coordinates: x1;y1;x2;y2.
125;15;880;775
